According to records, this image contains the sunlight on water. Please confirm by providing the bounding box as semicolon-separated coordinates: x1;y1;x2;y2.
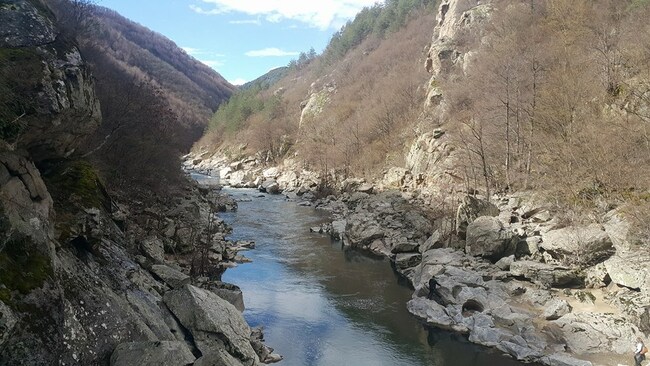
218;188;529;366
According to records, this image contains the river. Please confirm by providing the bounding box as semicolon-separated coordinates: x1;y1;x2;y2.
217;188;529;366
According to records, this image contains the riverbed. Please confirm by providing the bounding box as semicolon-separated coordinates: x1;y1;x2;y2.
219;188;529;366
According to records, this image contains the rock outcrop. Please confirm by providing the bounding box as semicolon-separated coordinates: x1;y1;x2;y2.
0;2;269;365
110;341;196;366
1;0;101;161
164;285;259;366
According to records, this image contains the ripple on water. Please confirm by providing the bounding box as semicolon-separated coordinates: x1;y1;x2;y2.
216;188;535;366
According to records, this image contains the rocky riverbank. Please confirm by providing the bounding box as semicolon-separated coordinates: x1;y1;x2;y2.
0;2;279;364
0;154;282;365
182;152;648;366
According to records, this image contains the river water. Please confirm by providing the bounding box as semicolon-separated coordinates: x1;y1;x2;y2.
218;188;528;366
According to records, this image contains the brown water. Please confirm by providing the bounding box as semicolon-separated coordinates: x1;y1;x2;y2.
219;188;531;366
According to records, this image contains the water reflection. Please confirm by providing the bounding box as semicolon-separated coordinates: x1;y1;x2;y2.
220;189;528;366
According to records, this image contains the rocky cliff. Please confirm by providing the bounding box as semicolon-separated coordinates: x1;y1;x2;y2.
0;1;274;365
184;1;650;365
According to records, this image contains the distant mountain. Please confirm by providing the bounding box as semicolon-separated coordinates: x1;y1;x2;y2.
42;0;236;189
90;7;235;115
241;67;290;91
196;0;437;168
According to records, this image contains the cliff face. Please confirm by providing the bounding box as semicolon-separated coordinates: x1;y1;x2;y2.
0;2;261;365
395;0;492;198
0;0;100;161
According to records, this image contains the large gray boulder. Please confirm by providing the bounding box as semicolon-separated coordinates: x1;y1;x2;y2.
150;264;190;289
542;299;572;320
465;216;516;261
539;353;593;366
0;301;16;347
259;180;280;194
510;261;584;288
206;281;245;312
163;285;258;366
603;208;646;251
553;312;641;355
110;341;196;366
395;252;422;270
540;224;613;264
141;237;165;263
344;213;384;247
419;230;442;253
456;196;499;239
604;253;650;291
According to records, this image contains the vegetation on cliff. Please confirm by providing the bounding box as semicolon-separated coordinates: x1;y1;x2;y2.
443;0;650;210
197;0;437;177
44;0;235;195
197;0;650;218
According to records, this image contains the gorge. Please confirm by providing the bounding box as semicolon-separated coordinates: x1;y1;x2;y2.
3;0;650;365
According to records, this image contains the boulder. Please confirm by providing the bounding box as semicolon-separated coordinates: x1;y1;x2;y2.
140;237;165;263
539;353;593;366
276;171;299;191
344;213;384;247
407;297;458;332
395;253;422;270
391;239;419;253
495;255;515;271
420;230;442;253
339;178;363;193
604;253;650;291
259;180;280;194
553;312;640;355
262;167;279;178
510;261;584;288
206;281;245;312
150;265;190;289
163;285;258;365
542;299;572;320
496;341;543;362
603;208;646;251
330;220;346;241
540;224;613;263
456;196;499;239
357;183;374;194
110;341;195;366
465;216;516;261
516;236;541;257
0;301;16;347
229;171;251;187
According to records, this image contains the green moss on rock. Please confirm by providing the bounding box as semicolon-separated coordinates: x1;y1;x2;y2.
42;159;109;211
0;234;52;302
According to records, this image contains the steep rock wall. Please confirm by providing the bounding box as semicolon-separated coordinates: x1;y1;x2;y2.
0;2;264;365
0;0;101;161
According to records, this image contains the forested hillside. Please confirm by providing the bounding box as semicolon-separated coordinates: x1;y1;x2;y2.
197;0;438;176
442;0;650;211
46;0;235;193
196;0;650;218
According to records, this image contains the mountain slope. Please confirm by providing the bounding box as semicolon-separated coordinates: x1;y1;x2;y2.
41;0;237;191
91;6;235;117
196;0;437;176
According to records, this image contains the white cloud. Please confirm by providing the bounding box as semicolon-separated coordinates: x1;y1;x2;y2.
229;18;261;26
245;47;299;57
230;78;248;85
191;0;383;30
201;60;224;69
182;47;226;70
181;46;202;55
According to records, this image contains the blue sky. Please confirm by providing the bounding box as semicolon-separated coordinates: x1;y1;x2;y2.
97;0;382;85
